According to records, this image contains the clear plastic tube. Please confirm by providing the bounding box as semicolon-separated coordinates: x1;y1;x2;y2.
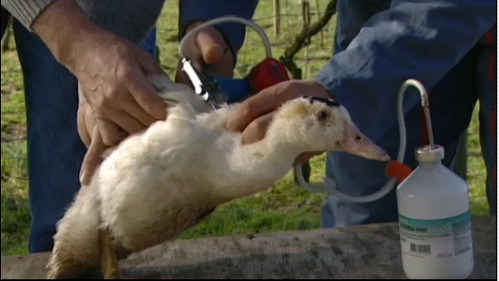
294;79;430;203
179;17;431;204
179;16;272;59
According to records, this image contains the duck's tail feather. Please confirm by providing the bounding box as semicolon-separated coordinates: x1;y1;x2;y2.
46;183;102;279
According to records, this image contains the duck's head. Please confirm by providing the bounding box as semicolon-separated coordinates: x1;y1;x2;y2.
268;96;390;162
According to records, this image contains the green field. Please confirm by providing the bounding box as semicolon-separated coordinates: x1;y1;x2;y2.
1;0;490;256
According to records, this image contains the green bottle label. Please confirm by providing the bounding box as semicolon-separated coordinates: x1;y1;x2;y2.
398;210;473;259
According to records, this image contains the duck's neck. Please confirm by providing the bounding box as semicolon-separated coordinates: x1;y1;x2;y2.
213;135;299;202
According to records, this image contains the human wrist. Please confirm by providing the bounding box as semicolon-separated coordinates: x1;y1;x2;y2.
31;0;100;69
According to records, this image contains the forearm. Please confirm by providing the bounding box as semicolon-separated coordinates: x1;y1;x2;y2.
2;0;100;69
179;0;259;58
314;0;496;140
31;0;100;67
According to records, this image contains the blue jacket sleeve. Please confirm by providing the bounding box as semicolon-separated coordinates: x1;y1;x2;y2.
179;0;259;60
314;0;496;141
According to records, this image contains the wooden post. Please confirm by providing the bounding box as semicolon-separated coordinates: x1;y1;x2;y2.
315;0;324;48
278;0;338;184
302;0;311;45
273;0;281;37
291;0;313;184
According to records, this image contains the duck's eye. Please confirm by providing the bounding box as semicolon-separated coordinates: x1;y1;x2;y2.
317;110;330;121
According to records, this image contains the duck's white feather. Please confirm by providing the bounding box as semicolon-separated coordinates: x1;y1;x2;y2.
46;74;389;279
46;75;296;279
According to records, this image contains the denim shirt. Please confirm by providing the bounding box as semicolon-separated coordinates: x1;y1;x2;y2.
313;0;496;142
184;0;496;142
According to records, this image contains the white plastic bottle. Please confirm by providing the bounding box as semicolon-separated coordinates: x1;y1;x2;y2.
397;145;474;279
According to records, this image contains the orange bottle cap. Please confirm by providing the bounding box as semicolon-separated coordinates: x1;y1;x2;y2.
386;160;412;184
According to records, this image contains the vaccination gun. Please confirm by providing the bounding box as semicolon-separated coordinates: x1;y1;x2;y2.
181;57;291;106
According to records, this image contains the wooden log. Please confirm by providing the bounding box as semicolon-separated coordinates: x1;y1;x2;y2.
280;0;337;62
281;0;337;184
1;216;496;279
302;0;311;45
273;0;281;37
315;0;324;48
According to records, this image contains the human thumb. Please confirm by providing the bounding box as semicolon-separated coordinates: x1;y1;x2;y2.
195;26;230;65
79;128;107;185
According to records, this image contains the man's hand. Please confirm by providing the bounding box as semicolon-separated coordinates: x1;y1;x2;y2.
32;0;167;147
175;21;235;85
77;87;112;185
72;30;166;146
31;0;167;184
226;79;333;165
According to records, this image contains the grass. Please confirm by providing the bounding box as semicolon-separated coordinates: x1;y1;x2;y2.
0;0;491;256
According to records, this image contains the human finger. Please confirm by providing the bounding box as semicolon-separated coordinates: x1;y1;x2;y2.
241;112;274;144
116;94;157;126
226;81;298;132
98;119;127;146
127;72;167;121
135;46;165;76
110;109;146;135
79;128;108;185
195;27;228;65
77;107;91;147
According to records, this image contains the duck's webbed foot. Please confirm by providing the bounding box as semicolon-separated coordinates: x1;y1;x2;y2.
100;228;163;279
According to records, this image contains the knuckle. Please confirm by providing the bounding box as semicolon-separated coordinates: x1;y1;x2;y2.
100;124;121;146
277;80;293;92
99;90;124;112
101;136;113;146
103;135;120;146
276;80;303;101
114;44;132;58
107;89;122;101
115;64;134;82
94;95;109;112
239;102;256;122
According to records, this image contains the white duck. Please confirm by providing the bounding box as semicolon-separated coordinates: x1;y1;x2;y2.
46;74;389;279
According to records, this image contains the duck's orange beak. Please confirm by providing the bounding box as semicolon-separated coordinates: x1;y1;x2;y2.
338;121;390;162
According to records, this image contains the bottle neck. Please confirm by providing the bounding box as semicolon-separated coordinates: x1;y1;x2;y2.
418;160;441;169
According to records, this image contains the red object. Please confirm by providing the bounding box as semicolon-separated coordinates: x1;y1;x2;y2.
386;160;413;184
248;57;291;93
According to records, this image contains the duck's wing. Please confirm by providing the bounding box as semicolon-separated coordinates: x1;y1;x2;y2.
148;74;212;114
